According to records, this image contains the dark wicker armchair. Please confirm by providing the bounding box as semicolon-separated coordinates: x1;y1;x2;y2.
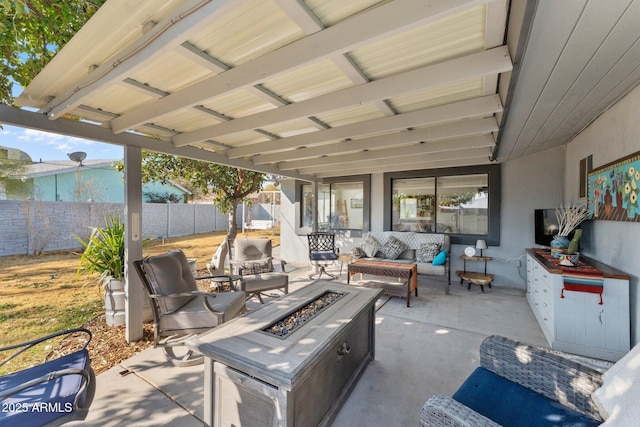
420;335;605;427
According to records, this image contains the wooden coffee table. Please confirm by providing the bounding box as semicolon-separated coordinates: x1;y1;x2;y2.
347;259;417;307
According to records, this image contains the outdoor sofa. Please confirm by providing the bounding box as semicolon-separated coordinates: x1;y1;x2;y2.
353;231;451;293
420;334;640;427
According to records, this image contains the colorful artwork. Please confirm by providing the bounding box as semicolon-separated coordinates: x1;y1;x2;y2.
588;151;640;222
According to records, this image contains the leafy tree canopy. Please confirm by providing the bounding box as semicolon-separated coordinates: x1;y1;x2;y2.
133;152;266;240
0;0;105;105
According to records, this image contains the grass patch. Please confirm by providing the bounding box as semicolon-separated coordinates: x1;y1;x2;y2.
0;229;280;373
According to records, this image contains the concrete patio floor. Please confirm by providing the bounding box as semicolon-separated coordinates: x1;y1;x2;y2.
68;261;548;427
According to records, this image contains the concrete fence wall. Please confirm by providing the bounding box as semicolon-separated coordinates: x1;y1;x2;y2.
0;200;279;257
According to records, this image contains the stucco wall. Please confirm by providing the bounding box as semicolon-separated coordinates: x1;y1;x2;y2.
565;84;640;344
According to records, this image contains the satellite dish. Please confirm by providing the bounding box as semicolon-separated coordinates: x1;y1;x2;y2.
68;151;87;166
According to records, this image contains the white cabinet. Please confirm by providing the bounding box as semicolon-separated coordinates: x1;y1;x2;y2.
526;250;630;362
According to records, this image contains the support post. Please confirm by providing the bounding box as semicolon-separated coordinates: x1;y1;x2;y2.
124;146;144;343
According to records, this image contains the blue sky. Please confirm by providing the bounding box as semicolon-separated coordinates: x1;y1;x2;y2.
0;124;124;162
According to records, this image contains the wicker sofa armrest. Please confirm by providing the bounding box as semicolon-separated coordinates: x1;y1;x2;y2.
479;335;604;421
420;395;501;427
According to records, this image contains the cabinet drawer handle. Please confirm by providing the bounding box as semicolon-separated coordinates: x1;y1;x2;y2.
338;342;351;356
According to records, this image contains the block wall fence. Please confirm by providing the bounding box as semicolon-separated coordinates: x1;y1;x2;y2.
0;200;279;256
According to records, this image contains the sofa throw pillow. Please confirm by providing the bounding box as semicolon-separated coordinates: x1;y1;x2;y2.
352;246;365;259
432;249;449;266
417;243;440;263
361;236;381;258
235;259;272;275
380;236;408;260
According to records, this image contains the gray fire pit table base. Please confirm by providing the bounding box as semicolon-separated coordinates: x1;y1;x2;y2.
187;281;383;427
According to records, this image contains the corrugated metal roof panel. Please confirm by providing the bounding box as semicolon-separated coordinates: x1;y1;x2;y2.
314;103;385;128
390;78;485;114
306;0;386;27
128;50;214;93
188;0;304;67
201;89;277;119
351;6;486;80
152;108;221;134
82;83;156;116
260;118;321;138
214;130;271;148
262;59;355;102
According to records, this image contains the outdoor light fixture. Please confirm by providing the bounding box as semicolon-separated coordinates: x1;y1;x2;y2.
475;239;488;257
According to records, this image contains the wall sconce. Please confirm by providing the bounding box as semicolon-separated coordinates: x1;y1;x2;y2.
475;239;488;257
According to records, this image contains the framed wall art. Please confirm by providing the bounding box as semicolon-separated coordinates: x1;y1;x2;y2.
588;151;640;222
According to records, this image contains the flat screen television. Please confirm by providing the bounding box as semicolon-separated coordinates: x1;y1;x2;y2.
534;209;560;247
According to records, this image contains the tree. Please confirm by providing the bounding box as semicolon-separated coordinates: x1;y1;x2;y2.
0;0;106;105
135;152;265;242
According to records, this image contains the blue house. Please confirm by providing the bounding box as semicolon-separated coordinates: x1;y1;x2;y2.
4;156;190;203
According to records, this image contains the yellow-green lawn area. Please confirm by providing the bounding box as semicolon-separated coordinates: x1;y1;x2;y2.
0;230;280;374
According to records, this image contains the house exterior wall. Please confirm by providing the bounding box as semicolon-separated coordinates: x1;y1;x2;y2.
565;84;640;345
23;167;187;203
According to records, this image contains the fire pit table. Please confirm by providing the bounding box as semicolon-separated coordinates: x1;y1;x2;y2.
187;281;382;427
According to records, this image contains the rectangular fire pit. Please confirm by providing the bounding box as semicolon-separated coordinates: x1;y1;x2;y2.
187;281;382;427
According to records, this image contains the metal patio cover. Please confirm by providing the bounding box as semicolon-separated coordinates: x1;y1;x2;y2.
7;0;640;181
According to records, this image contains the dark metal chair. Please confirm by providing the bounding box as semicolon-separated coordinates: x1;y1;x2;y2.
0;328;96;426
133;249;246;366
230;238;289;304
307;232;340;280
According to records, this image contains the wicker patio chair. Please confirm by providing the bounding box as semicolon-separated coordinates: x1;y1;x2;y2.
420;335;605;427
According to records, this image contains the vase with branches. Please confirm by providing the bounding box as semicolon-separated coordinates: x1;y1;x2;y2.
551;202;590;258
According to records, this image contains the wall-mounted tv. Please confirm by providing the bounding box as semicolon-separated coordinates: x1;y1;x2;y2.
534;209;559;247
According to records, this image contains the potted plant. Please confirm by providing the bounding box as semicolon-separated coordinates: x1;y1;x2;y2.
75;213;126;326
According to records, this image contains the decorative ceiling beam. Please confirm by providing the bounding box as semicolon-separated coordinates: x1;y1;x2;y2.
227;95;502;158
174;47;510;145
0;105;315;182
42;0;238;120
279;135;495;170
111;0;493;134
314;156;492;178
297;146;493;174
254;118;497;165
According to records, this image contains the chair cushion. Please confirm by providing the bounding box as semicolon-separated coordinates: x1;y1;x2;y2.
453;367;600;427
234;238;272;261
417;243;440;263
241;272;288;293
380;236;408;260
143;249;197;313
0;349;91;427
159;292;245;332
310;252;338;261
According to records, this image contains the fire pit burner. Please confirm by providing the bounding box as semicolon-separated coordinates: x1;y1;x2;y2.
263;291;344;337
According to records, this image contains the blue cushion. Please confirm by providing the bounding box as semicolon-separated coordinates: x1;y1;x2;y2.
0;349;91;427
432;249;448;266
310;252;338;261
452;367;600;427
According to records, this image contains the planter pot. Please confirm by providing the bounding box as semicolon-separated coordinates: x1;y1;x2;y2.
550;235;570;258
104;277;125;326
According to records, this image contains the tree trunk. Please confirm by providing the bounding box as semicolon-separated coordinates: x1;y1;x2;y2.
227;200;239;243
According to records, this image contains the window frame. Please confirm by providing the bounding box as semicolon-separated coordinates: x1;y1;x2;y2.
295;175;370;236
383;164;501;246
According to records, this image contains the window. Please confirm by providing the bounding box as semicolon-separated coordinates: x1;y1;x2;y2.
385;165;500;245
297;175;370;234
